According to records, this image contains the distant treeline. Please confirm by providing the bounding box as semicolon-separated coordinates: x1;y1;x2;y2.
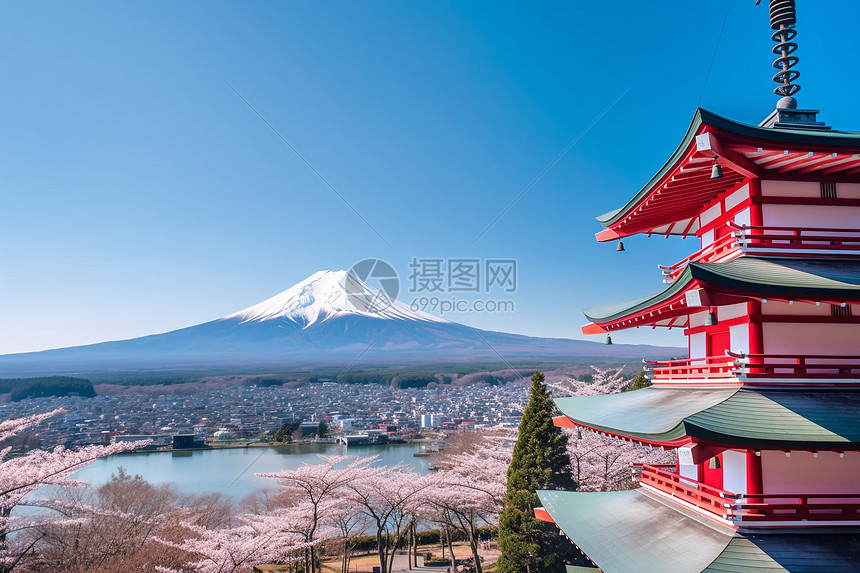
0;376;96;401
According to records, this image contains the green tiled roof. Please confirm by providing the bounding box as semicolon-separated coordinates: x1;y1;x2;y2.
685;390;860;447
583;258;860;324
554;387;860;447
597;109;860;228
554;387;736;441
538;489;860;572
537;489;733;573
703;533;860;572
693;258;860;298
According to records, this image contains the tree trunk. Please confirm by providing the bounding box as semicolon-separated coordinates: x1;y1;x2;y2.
412;523;418;567
377;530;388;573
468;513;483;573
341;538;351;573
445;525;456;570
386;533;400;573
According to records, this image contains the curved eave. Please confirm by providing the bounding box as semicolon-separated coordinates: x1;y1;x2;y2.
582;265;698;333
691;258;860;300
596;108;860;241
597;108;713;228
537;489;734;573
537;489;860;573
582;258;860;334
553;387;860;449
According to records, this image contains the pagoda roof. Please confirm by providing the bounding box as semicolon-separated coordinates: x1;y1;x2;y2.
553;387;860;449
537;488;860;573
582;257;860;332
595;109;860;241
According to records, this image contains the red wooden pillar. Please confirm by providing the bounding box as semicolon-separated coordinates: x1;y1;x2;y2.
749;178;763;227
748;300;763;375
746;449;763;503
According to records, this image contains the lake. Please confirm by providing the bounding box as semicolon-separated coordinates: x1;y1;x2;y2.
72;443;431;502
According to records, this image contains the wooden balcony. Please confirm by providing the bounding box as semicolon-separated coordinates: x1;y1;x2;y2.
644;353;860;386
634;464;860;527
659;224;860;283
736;224;860;257
729;352;860;381
643;355;737;383
659;232;739;282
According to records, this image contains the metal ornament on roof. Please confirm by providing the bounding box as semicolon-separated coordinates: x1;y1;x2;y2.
761;0;801;107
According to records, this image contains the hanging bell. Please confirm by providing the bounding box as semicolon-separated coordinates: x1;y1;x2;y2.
704;310;718;326
710;158;724;179
616;240;625;252
605;334;613;345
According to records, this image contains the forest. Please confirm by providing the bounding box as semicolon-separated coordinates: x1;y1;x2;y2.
0;376;96;401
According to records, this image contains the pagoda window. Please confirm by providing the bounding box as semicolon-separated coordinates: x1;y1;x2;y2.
832;304;852;317
821;181;838;199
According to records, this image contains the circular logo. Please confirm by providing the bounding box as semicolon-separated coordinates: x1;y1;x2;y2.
343;258;400;314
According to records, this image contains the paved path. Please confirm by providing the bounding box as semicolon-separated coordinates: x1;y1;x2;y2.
389;553;433;572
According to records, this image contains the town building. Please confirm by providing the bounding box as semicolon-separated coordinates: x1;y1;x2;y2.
535;3;860;571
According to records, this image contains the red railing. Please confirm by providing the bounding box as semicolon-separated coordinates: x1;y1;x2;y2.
659;224;860;283
635;464;860;524
736;494;860;522
643;355;737;381
734;224;860;254
728;352;860;379
634;464;737;517
645;353;860;383
659;232;739;282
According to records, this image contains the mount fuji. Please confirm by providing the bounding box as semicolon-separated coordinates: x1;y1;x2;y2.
0;270;676;377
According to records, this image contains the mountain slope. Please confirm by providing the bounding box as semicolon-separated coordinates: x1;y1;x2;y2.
0;270;678;376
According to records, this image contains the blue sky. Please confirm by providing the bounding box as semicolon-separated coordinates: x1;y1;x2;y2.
1;1;858;354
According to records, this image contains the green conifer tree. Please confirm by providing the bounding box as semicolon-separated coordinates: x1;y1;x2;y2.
497;371;577;573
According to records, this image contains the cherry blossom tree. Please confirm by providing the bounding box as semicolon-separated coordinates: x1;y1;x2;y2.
564;428;674;491
0;410;145;572
428;433;513;573
257;455;372;573
546;365;631;397
345;464;431;573
547;366;676;490
32;468;234;573
325;498;370;573
154;508;315;573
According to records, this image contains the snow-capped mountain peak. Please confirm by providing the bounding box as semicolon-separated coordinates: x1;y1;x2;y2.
224;270;447;328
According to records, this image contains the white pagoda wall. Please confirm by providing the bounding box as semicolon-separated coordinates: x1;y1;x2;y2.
760;180;860;228
762;322;860;356
761;180;860;199
761;301;832;317
761;451;860;495
762;203;860;229
721;450;747;494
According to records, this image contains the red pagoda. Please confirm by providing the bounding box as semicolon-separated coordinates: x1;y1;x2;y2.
535;2;860;571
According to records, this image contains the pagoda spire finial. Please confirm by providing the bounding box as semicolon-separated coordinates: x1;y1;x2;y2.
762;0;801;109
757;1;829;129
